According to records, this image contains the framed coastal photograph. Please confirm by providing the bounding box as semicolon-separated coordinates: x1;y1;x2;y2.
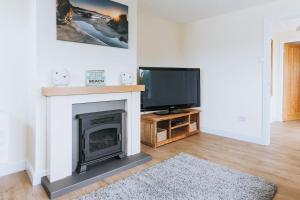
56;0;129;49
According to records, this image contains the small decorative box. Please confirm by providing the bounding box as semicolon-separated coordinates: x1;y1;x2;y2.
157;128;167;142
120;72;134;85
189;122;198;132
86;70;106;87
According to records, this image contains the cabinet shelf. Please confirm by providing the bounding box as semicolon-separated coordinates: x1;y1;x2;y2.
171;122;190;130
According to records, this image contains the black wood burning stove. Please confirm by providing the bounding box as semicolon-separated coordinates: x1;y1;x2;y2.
76;110;125;173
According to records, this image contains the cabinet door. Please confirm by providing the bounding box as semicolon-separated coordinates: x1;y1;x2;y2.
141;121;156;147
283;44;300;121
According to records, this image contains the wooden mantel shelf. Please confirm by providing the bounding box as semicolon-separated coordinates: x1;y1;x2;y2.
42;85;145;97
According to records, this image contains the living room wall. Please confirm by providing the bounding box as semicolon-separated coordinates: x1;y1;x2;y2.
182;0;300;143
138;6;184;67
0;0;32;176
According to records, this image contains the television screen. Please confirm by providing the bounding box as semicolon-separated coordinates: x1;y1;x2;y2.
139;67;200;112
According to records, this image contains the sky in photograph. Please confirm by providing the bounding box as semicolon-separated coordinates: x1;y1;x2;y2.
70;0;128;17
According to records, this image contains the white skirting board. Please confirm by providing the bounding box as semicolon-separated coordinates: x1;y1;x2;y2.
0;160;46;186
0;160;26;177
201;127;266;145
0;160;47;186
26;162;47;186
0;112;9;163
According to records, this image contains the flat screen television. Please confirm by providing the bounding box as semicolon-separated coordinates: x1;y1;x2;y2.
139;67;200;115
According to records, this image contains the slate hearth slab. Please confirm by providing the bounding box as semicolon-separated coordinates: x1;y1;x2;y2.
41;152;152;199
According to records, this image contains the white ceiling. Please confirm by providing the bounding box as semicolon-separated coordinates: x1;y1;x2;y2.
139;0;277;23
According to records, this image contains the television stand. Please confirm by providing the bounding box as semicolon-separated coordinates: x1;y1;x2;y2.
154;109;190;115
141;109;201;148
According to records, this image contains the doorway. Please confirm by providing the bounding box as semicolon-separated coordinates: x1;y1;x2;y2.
263;14;300;145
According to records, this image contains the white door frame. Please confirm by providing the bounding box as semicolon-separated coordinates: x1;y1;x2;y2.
278;42;285;122
263;13;300;145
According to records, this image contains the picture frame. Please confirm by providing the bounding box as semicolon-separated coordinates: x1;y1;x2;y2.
56;0;129;49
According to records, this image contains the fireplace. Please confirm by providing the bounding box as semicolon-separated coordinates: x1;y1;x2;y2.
41;89;152;199
76;110;125;173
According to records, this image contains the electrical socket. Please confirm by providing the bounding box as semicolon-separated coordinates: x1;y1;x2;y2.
237;116;246;122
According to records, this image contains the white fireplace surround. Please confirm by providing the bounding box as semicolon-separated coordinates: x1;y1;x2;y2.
46;89;141;183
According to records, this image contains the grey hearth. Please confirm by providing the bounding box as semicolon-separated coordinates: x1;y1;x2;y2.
41;152;151;199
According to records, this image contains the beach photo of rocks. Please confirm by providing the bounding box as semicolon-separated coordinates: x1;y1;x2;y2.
56;0;129;49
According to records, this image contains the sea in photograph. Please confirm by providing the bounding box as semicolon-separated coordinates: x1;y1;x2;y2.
57;0;128;49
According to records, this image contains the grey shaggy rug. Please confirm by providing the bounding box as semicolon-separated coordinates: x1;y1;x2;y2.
77;153;277;200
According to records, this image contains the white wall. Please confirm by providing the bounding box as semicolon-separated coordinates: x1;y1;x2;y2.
138;7;184;67
0;0;32;176
183;0;300;143
30;0;138;182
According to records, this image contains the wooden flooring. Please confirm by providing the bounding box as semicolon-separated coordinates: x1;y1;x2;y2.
1;121;300;200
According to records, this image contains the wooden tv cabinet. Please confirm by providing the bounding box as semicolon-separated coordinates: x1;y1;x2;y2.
141;109;201;148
